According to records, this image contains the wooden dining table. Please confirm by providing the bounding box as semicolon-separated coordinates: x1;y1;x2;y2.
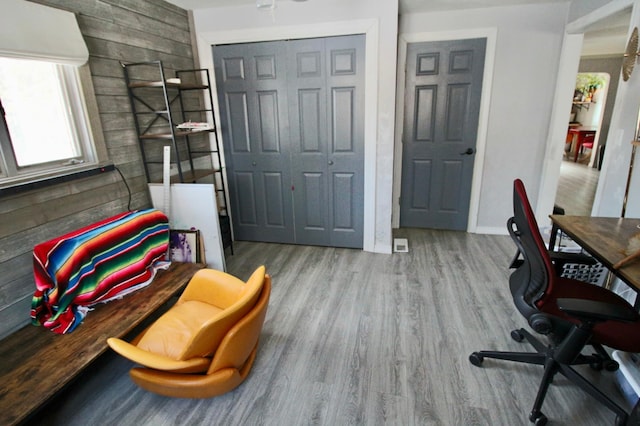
566;126;597;162
549;215;640;294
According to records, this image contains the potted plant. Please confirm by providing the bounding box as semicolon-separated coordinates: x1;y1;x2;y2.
575;73;606;102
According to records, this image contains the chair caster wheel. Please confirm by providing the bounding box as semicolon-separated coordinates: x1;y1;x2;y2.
605;360;619;372
529;411;547;425
590;359;603;371
511;329;525;342
615;413;627;426
469;352;484;367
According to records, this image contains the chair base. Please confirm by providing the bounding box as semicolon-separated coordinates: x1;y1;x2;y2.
470;328;629;425
129;344;259;398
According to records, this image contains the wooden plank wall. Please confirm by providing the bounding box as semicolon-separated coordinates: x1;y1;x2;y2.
0;0;196;339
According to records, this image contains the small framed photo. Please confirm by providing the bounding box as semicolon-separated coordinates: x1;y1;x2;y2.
169;229;200;263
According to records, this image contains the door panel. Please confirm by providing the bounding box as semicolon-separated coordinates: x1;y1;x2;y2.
302;172;324;229
226;92;250;151
400;38;486;230
441;160;463;210
415;86;436;141
332;88;355;150
257;91;280;152
445;84;470;140
410;159;432;210
299;89;321;151
263;172;286;227
333;172;356;229
235;171;257;225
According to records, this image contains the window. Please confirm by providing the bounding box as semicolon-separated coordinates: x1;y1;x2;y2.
0;57;99;186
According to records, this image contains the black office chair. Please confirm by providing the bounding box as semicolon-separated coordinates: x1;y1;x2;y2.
469;179;640;425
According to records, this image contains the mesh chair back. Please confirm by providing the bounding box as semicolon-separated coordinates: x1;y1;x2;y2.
509;179;557;316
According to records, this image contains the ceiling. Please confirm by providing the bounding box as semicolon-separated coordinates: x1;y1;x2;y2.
399;0;567;14
165;0;631;55
580;6;631;56
165;0;569;14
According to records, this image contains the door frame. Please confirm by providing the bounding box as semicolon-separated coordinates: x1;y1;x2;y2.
539;1;639;223
393;28;497;232
197;19;379;252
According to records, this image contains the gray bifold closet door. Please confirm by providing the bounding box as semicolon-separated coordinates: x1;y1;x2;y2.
213;35;365;248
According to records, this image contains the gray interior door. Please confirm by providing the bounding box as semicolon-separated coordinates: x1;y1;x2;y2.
213;35;364;248
400;38;486;230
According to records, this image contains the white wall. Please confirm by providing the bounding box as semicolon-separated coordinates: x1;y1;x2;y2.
190;0;398;253
188;0;638;244
568;0;625;22
400;3;570;233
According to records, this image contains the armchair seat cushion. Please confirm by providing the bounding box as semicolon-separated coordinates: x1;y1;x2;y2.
137;301;222;360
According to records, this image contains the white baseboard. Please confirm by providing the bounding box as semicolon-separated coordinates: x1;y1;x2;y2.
473;226;508;235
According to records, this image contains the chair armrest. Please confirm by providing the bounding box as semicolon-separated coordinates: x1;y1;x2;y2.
509;250;523;269
550;251;597;266
550;251;597;276
556;298;639;323
509;250;596;271
106;338;210;373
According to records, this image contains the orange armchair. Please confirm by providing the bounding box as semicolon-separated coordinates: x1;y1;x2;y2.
107;265;271;398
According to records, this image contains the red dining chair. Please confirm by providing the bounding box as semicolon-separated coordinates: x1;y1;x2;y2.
578;132;595;161
469;179;640;425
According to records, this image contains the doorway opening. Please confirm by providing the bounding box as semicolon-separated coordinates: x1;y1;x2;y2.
556;72;609;216
553;7;631;218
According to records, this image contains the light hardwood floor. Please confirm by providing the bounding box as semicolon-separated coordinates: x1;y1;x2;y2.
29;229;628;426
555;160;600;216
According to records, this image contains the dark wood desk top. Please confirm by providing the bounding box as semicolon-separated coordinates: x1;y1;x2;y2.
550;215;640;291
0;262;204;425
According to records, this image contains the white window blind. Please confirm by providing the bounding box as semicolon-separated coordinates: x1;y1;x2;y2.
0;1;106;191
1;0;88;66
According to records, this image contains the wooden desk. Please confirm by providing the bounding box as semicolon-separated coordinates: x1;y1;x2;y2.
549;215;640;291
0;262;204;426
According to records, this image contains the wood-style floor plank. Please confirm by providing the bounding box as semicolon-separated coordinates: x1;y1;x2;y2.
27;229;629;426
555;160;600;216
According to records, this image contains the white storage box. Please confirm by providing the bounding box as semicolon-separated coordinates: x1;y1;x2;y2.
612;351;640;407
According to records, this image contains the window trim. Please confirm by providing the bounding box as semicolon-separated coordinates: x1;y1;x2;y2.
0;63;109;191
0;163;115;197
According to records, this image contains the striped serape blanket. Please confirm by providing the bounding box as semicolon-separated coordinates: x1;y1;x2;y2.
31;209;170;334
